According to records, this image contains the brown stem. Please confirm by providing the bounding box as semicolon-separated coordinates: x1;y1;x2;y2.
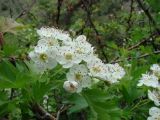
128;30;160;50
64;0;83;25
110;50;160;63
0;32;4;49
16;0;36;19
126;0;134;32
56;0;63;26
30;102;56;120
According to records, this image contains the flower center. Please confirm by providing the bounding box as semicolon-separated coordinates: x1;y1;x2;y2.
75;73;83;81
92;66;101;73
65;53;73;60
48;40;54;46
76;48;83;54
39;53;48;61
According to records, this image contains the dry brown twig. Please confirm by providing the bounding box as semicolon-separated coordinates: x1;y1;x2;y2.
56;0;63;26
30;102;56;120
16;0;36;19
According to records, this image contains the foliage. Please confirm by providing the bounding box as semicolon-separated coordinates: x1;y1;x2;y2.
0;0;160;120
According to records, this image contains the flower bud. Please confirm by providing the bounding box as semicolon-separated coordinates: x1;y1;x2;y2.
63;81;78;93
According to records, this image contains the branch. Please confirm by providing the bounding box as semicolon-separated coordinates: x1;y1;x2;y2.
64;0;83;25
56;0;63;26
0;32;4;49
127;30;160;50
110;50;160;63
56;105;64;120
16;0;36;19
126;0;134;32
81;0;108;62
136;0;160;34
30;102;56;120
110;30;160;63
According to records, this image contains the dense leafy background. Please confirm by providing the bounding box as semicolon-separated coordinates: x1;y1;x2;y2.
0;0;160;120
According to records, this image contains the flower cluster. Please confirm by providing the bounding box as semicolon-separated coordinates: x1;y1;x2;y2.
29;27;125;93
137;64;160;120
137;64;160;89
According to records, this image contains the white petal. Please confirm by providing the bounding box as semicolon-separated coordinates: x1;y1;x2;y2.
149;107;160;116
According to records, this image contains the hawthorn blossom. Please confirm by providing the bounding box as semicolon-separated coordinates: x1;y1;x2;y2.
150;64;160;78
37;27;71;41
37;37;59;47
87;56;125;83
148;107;160;120
73;35;94;62
29;45;57;73
148;90;160;106
63;80;79;93
137;73;159;88
105;63;126;83
66;64;92;92
28;27;126;93
87;56;107;80
56;46;81;68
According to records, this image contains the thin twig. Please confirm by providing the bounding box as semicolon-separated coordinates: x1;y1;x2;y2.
65;0;83;25
16;0;36;19
136;0;160;34
30;102;56;120
127;30;160;50
56;0;63;26
81;0;108;62
9;88;14;100
110;50;160;63
56;105;65;120
126;0;134;32
0;32;4;49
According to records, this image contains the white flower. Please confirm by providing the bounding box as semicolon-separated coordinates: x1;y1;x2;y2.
112;63;126;79
66;64;92;93
61;36;73;46
37;27;71;41
74;35;94;62
29;45;57;73
87;56;107;80
105;63;126;84
56;46;81;68
87;56;125;83
63;81;79;93
151;64;160;78
37;37;59;47
148;107;160;120
148;90;160;106
137;73;159;88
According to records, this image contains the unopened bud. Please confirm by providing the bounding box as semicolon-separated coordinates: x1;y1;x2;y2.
63;81;78;93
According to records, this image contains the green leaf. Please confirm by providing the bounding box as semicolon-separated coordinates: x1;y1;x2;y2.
0;61;17;88
0;60;33;88
31;82;53;102
146;0;160;12
83;88;122;120
66;93;88;114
